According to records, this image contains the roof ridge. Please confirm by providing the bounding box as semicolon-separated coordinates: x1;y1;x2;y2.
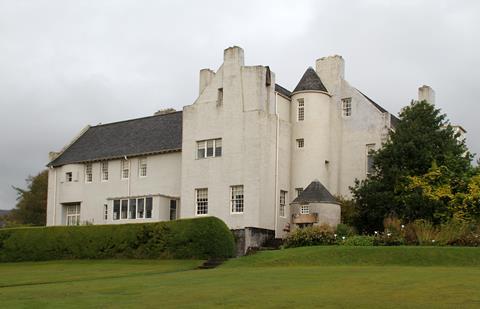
91;110;183;128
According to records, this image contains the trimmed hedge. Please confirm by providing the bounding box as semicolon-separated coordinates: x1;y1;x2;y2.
0;217;235;262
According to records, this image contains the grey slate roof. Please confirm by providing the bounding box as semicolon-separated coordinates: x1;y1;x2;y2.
293;67;328;93
48;111;182;167
291;179;339;205
275;84;292;98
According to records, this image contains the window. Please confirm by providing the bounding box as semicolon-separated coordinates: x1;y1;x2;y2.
104;204;108;220
366;144;375;177
85;163;92;183
196;188;208;215
121;200;128;219
137;198;144;219
139;157;147;177
296;138;304;148
112;197;152;220
65;204;80;226
300;205;310;215
342;98;352;117
279;190;287;217
297;99;304;121
113;200;120;220
295;188;303;198
217;88;223;105
121;160;129;179
146;197;153;218
170;200;177;220
101;161;109;181
197;139;222;159
230;185;244;213
66;172;73;182
129;199;137;219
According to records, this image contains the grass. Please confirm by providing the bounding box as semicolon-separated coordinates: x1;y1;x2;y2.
1;247;480;308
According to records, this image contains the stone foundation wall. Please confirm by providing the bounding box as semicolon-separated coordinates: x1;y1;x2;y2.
232;227;275;256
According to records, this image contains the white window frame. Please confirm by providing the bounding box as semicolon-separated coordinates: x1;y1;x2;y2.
279;190;287;218
66;172;73;182
139;157;147;177
300;205;310;215
366;143;376;177
295;188;303;198
296;138;304;148
342;98;352;117
297;99;305;121
121;159;129;179
230;185;244;214
112;197;152;221
101;161;109;181
196;188;208;215
196;138;222;159
65;204;80;226
104;204;108;220
85;163;92;183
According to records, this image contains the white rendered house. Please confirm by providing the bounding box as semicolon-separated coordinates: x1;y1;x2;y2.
47;46;405;249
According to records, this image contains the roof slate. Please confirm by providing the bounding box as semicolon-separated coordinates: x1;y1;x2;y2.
291;179;338;204
293;67;328;93
275;84;292;98
48;111;182;167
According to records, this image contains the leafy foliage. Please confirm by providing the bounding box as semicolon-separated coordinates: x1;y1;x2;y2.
8;170;48;226
352;100;474;232
0;217;235;262
283;225;337;248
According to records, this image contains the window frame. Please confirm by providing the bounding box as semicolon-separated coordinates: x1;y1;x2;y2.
112;197;152;221
139;157;147;178
85;163;93;183
296;138;304;149
101;161;109;181
169;200;177;221
196;138;222;159
195;188;208;215
279;190;287;218
297;99;305;122
295;188;304;198
300;205;310;215
65;172;73;182
366;143;376;177
121;159;129;180
342;97;352;117
65;204;80;226
230;185;244;214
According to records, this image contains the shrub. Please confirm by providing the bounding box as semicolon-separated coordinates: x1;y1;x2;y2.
0;217;235;262
341;235;375;246
373;232;405;246
284;225;337;248
408;220;438;245
335;224;356;238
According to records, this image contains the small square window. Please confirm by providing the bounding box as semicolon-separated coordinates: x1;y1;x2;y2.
297;138;304;148
66;172;73;182
300;205;310;215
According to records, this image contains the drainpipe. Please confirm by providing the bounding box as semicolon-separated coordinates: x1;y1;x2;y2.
274;93;280;238
52;167;57;225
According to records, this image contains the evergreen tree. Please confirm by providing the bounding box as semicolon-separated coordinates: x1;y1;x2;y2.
352;100;473;232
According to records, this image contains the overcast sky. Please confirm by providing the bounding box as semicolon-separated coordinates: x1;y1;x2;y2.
0;0;478;210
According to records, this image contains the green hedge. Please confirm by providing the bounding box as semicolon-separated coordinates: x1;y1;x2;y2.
0;217;235;262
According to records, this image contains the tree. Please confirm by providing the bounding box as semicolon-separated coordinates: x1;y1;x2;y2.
352;100;473;232
8;170;48;226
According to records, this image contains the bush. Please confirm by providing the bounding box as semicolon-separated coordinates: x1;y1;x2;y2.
341;235;375;246
335;224;356;238
0;217;235;262
284;225;337;248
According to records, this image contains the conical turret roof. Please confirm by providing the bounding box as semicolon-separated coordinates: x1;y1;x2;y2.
291;179;338;204
293;67;328;93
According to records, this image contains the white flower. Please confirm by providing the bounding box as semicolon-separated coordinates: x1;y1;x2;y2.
334;234;337;237
401;225;405;229
374;231;378;235
432;239;436;243
342;236;346;240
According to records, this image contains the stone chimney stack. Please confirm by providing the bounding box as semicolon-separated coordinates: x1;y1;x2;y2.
223;46;245;67
199;69;215;95
315;55;345;94
418;85;435;104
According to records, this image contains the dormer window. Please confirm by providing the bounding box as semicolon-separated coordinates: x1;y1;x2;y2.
297;99;304;121
342;98;352;116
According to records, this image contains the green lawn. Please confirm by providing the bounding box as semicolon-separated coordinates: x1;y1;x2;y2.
1;247;480;308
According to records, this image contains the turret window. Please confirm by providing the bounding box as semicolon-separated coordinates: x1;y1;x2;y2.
297;99;305;121
342;98;352;116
